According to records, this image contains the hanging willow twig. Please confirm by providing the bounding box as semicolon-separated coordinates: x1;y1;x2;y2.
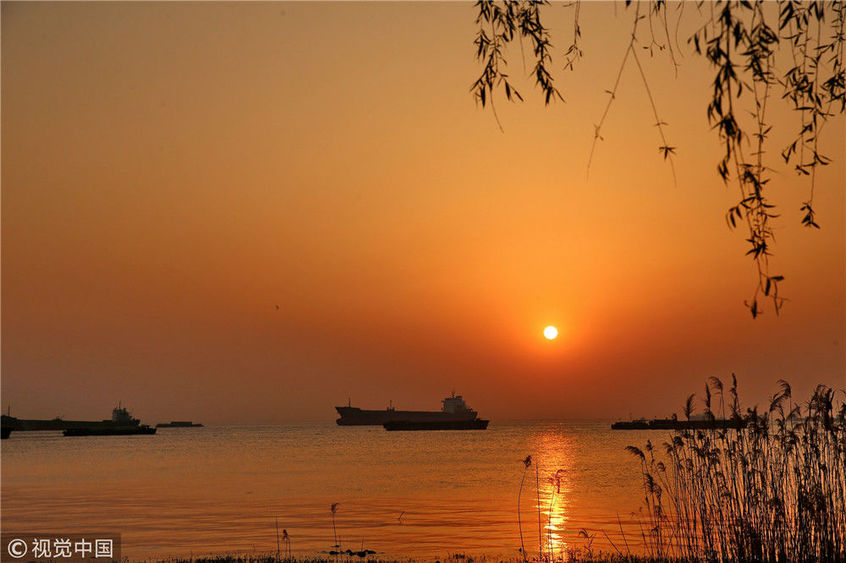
472;0;846;318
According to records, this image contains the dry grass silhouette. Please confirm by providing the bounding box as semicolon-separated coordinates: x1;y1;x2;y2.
626;377;845;562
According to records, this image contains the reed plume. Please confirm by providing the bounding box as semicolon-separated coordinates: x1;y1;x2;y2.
629;379;846;563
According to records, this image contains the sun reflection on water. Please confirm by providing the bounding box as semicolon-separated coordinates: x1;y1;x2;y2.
525;427;576;559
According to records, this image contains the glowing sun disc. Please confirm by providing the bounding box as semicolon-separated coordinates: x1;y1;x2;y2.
543;326;559;340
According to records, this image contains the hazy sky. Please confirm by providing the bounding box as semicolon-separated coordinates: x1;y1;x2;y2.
2;2;844;423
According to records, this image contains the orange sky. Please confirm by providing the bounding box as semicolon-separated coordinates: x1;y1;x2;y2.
2;2;844;423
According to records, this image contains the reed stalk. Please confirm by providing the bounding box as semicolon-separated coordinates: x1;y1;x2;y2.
330;503;340;550
518;455;532;563
536;463;542;559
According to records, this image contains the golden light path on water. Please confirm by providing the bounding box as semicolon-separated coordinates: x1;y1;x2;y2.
530;429;575;557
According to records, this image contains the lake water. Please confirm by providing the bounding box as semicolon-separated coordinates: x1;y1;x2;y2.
1;422;669;560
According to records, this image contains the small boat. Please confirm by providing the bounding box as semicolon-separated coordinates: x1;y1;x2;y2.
383;419;489;431
63;425;157;437
155;421;204;428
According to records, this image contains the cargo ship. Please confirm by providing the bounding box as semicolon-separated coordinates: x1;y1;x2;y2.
611;415;745;430
60;404;156;437
3;404;148;432
336;393;484;426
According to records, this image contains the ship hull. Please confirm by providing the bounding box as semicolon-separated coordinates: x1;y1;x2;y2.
383;419;489;431
4;418;133;431
336;406;477;426
611;418;744;430
63;426;157;437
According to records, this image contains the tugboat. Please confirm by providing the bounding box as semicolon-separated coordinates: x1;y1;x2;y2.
63;404;156;437
337;393;489;430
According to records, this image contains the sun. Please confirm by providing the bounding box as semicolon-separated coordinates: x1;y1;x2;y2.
543;325;558;340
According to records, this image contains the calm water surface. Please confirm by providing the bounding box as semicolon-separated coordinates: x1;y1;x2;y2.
1;422;670;560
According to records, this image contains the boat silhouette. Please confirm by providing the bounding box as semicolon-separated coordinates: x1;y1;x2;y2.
337;393;489;430
62;405;156;437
